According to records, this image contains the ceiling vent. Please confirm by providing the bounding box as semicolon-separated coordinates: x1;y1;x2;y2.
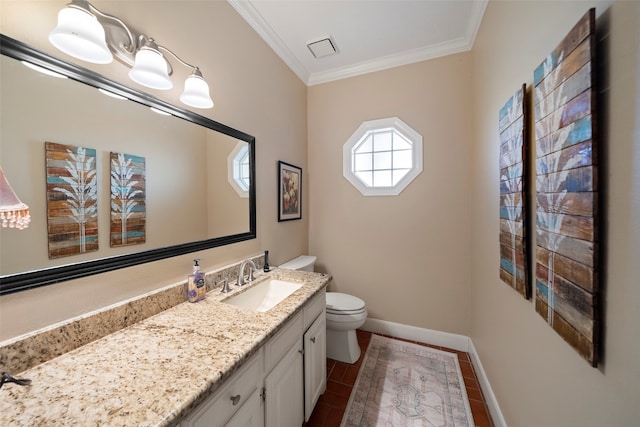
307;36;337;58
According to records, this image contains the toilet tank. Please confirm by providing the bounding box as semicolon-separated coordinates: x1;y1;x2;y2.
279;255;316;272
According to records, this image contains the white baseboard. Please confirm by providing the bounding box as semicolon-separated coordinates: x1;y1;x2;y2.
362;318;470;352
361;318;506;427
468;339;507;427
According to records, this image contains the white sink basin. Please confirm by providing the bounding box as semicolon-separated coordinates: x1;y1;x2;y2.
224;279;303;312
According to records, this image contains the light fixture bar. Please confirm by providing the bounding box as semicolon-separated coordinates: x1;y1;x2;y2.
49;0;214;109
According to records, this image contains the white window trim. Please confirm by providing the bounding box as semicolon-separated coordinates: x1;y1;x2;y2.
227;141;249;198
343;117;423;196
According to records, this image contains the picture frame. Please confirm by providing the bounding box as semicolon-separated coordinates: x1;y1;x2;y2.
278;161;302;221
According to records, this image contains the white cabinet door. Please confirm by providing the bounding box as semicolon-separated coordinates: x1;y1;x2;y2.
264;340;304;427
304;312;326;421
181;351;263;427
225;388;264;427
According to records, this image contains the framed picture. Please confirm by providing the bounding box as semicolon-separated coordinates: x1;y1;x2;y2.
278;161;302;221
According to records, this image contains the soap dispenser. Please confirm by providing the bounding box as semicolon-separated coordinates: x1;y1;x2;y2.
187;259;206;303
263;250;270;272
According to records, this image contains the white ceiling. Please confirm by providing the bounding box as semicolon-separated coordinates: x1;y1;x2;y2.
229;0;488;86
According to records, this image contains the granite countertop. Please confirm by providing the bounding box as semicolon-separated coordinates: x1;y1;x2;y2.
0;268;330;426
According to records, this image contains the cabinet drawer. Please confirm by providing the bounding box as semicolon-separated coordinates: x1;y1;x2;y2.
303;289;326;330
182;350;264;427
264;312;303;372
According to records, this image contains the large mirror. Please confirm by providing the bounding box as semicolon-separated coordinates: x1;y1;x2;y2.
0;35;256;295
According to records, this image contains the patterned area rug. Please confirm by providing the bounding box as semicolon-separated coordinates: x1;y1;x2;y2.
341;334;474;427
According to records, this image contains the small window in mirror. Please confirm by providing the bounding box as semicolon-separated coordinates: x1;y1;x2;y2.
228;142;250;197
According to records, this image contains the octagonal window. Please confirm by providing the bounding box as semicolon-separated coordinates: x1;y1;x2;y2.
343;117;422;196
228;142;250;197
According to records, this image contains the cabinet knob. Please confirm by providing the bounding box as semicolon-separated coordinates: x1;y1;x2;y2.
230;394;241;406
310;336;316;343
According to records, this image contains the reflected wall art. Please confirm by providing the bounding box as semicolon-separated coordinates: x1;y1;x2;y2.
45;141;98;259
110;152;146;247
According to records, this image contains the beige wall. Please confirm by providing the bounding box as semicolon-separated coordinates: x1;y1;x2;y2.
0;0;308;340
1;54;213;274
207;134;250;238
470;0;640;425
308;53;473;335
3;1;639;424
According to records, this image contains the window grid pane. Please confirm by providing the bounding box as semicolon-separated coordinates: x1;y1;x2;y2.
373;170;392;187
393;133;412;150
354;152;373;172
393;149;412;169
233;147;250;191
355;170;373;187
373;151;392;170
373;130;393;152
392;169;410;185
352;129;414;187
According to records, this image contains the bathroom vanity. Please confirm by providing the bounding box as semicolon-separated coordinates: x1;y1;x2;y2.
182;288;326;427
0;268;329;426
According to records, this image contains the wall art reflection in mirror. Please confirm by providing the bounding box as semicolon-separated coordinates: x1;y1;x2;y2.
110;152;146;248
0;34;256;295
45;142;99;259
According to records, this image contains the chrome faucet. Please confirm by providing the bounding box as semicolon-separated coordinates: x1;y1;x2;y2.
237;259;258;286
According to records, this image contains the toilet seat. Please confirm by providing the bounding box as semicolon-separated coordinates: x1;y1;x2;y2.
326;307;366;316
326;292;365;314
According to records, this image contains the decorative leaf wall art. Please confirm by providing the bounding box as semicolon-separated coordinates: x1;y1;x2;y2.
534;8;599;366
110;152;146;247
499;84;530;299
45;141;98;259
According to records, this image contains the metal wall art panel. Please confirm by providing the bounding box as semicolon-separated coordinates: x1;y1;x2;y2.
533;8;599;366
499;84;530;299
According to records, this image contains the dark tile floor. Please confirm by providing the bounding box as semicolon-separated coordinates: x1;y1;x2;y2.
304;330;493;427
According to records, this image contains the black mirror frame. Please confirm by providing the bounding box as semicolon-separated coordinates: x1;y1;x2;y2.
0;34;257;295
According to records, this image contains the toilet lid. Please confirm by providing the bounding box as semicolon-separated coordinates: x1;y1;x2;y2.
326;292;365;313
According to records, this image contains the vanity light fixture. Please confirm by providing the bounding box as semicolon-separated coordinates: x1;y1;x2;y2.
0;167;31;230
21;61;67;79
97;88;127;100
150;107;172;116
48;0;214;109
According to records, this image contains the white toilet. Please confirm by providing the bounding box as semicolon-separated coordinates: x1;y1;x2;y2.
279;255;368;365
278;255;317;272
325;292;367;364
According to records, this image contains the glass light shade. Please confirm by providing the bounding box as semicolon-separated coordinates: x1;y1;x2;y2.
180;74;214;109
22;61;68;79
48;6;112;64
128;48;173;90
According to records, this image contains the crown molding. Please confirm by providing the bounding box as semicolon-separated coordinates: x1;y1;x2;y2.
229;0;488;86
307;36;471;86
228;0;310;83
